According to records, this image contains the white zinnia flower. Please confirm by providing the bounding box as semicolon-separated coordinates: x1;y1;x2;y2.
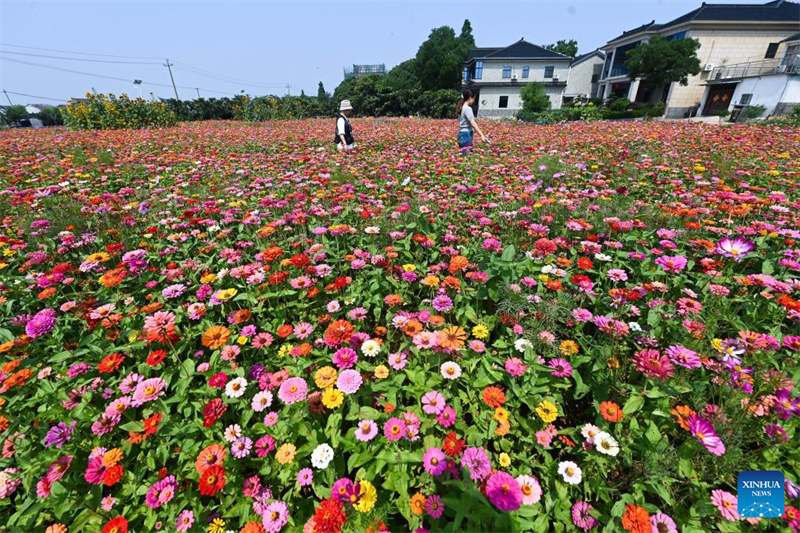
225;377;248;399
223;424;242;443
361;339;381;357
595;253;613;262
558;461;582;485
594;432;620;457
440;361;462;380
311;443;334;469
251;390;273;412
514;339;533;353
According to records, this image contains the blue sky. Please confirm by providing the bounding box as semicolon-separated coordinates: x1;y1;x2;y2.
1;0;764;105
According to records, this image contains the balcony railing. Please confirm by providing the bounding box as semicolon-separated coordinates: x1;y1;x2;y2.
709;57;798;81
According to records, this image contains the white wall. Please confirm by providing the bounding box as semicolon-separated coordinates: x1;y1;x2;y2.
565;56;604;98
478;85;564;117
479;60;570;83
667;28;799;111
730;75;800;116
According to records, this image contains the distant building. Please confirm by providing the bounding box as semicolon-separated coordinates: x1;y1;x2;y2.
462;39;571;117
564;50;606;102
344;64;386;80
597;0;800;118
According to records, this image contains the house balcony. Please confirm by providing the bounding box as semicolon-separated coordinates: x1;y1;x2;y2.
707;57;798;83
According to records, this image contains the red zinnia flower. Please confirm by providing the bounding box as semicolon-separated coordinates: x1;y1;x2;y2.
103;464;124;486
102;516;128;533
313;497;347;533
578;257;593;270
277;325;294;338
146;350;166;366
143;413;163;436
324;320;354;346
442;431;465;458
199;464;225;496
203;398;227;428
98;353;125;373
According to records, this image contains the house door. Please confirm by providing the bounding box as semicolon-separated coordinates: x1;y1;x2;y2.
703;84;736;116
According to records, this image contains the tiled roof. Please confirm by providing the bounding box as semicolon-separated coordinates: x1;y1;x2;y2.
571;50;606;66
608;1;800;43
466;40;571;62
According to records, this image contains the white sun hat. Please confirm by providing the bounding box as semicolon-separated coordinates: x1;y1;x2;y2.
339;100;353;111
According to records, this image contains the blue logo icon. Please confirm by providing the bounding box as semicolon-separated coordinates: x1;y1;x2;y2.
738;471;784;518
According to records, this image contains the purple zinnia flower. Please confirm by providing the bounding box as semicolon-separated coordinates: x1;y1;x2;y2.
485;471;523;511
425;494;445;518
297;468;313;487
461;447;491;482
25;308;57;339
432;295;453;312
44;421;75;449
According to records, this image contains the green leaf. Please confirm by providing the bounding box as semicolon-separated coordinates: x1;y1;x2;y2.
500;244;516;262
623;395;644;415
762;260;774;275
645;421;662;445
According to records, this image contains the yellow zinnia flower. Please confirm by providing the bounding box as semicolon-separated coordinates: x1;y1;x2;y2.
374;365;389;379
354;479;378;512
215;288;237;301
472;324;489;339
535;400;558;423
322;387;344;409
498;452;511;467
315;366;338;389
276;443;296;465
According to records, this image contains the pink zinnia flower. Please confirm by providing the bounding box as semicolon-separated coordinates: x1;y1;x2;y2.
131;377;166;406
176;510;195;532
716;237;754;261
437;406;457;428
336;369;362;394
421;391;446;415
384;417;407;441
332;347;357;369
278;377;308;405
655;255;688;273
711;489;739;521
423;447;447;476
355;420;378;442
665;345;701;369
515;475;542;505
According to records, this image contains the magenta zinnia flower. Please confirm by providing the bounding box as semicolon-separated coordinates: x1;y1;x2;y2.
383;417;407;441
688;414;726;456
632;349;675;381
25;308;57;339
332;347;357;369
423;447;447;476
571;500;598;530
665;345;701;369
655;255;688;273
43;421;75;449
485;471;523;511
262;500;289;532
426;494;445;518
715;237;754;261
548;358;573;378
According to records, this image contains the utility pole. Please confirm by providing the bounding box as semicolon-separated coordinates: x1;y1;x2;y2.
195;88;200;99
286;84;291;96
164;58;180;100
2;89;12;105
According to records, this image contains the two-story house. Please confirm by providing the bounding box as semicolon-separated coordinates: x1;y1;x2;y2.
462;39;572;117
564;50;606;102
597;0;800;118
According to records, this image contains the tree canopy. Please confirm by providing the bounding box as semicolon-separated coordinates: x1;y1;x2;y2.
415;20;475;91
543;39;579;58
625;35;702;87
520;82;551;113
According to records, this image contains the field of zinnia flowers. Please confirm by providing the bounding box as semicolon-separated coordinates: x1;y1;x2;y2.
0;118;799;533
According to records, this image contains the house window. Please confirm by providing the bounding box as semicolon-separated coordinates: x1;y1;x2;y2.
499;96;509;108
765;43;779;59
667;31;687;41
463;66;469;82
544;66;555;78
739;94;753;105
522;66;530;78
591;74;599;83
475;61;483;79
502;66;512;79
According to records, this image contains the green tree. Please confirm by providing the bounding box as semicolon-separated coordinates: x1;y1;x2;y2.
37;105;64;126
381;59;421;92
543;39;578;58
520;82;551;113
3;105;28;126
459;20;476;49
625;35;702;90
317;81;329;101
415;25;470;91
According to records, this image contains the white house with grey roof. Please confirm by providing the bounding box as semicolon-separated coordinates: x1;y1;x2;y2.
564;50;606;102
598;0;800;118
462;39;572;117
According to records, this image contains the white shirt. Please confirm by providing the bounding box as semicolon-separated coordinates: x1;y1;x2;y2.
336;116;347;136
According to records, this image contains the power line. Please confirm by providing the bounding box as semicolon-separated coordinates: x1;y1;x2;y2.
0;42;163;61
3;90;67;103
0;55;238;96
0;49;161;65
172;61;287;88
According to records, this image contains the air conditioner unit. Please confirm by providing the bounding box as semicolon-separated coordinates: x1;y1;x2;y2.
552;75;560;81
703;63;715;72
511;75;518;80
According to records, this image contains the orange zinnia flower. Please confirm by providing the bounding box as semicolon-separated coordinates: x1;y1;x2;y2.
202;326;230;349
195;443;227;474
448;255;469;274
324;320;353;345
621;504;651;533
438;326;466;350
410;493;427;515
600;401;623;422
402;320;423;337
98;353;125;373
671;405;696;431
482;386;506;408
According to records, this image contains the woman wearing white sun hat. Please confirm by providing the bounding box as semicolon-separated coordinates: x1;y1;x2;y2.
334;100;355;152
